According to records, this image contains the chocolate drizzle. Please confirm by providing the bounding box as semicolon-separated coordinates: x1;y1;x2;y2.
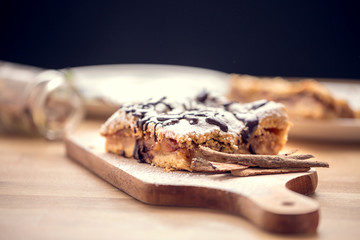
205;117;228;132
133;139;145;162
122;92;269;143
234;112;259;143
133;139;154;163
223;101;236;111
195;90;208;103
248;99;268;110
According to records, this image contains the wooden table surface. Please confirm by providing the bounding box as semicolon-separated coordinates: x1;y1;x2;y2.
1;120;359;240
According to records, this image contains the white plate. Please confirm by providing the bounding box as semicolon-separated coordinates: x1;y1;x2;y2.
67;64;229;117
67;64;360;141
290;119;360;142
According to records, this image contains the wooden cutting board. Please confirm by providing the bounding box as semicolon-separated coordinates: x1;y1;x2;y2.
65;131;320;234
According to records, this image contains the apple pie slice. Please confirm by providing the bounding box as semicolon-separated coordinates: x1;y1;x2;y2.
100;93;290;171
228;74;357;120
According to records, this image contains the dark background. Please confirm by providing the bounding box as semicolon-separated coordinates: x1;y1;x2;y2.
1;0;359;79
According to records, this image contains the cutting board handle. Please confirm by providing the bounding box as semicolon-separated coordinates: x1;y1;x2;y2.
242;182;319;233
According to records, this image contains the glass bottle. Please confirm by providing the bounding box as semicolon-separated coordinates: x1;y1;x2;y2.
0;61;84;140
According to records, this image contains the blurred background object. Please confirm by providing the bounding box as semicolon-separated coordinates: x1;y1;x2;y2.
0;61;84;140
0;0;359;79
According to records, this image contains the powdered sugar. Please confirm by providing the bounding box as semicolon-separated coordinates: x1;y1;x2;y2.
101;91;288;144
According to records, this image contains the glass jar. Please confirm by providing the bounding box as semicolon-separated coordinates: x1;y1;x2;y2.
0;61;84;140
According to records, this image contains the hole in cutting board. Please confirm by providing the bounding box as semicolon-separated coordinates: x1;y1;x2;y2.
282;201;295;206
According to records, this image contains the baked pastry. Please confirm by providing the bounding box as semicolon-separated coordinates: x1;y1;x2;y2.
228;74;356;120
100;92;290;171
